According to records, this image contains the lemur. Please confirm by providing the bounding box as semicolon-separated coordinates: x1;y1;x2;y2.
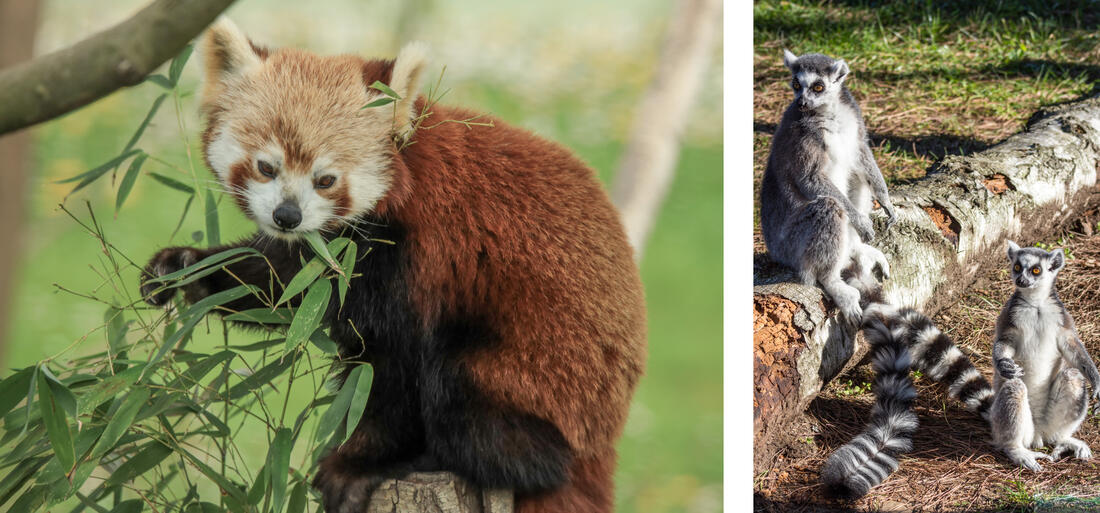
761;50;995;496
990;241;1099;471
139;19;646;513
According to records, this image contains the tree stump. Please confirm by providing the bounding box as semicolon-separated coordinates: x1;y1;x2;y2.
753;94;1100;471
366;473;513;513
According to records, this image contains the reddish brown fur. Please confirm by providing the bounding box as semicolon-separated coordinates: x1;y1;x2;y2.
377;102;647;511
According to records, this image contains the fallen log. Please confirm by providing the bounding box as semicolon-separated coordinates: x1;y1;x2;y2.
753;95;1100;471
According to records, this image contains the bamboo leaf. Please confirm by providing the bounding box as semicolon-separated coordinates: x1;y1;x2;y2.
225;308;295;325
338;240;357;307
285;279;331;352
362;97;396;108
56;149;141;184
246;463;268;505
308;330;339;355
268;427;293;513
144;74;173;89
227;353;296;400
102;441;172;488
146;285;257;371
145;247;260;284
184;502;223;513
0;368;34;419
88;387;150;461
345;363;373;442
104;305;131;354
168;44;194;85
38;367;77;419
114;152;148;213
276;258;327;307
37;370;74;470
204;188;220;247
148;172;195;194
302;231;340;273
58;149;142;197
110;499;144;513
315;365;361;443
369;80;402;99
287;481;307;513
122;94;168;154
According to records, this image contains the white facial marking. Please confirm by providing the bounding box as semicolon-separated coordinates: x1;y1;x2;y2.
207;126;246;180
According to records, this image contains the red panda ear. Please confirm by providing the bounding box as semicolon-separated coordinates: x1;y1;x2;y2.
388;42;428;143
199;18;263;111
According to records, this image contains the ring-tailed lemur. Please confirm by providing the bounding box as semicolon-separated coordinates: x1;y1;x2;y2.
760;49;897;323
990;241;1100;471
760;50;995;496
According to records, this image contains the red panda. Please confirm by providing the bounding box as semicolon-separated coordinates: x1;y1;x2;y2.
140;18;647;513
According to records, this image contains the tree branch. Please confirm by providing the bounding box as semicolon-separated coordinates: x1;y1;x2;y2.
0;0;236;135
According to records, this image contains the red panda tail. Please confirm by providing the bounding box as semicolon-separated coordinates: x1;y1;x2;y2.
516;448;616;513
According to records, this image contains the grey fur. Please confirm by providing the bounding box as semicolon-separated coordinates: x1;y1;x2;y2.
990;241;1100;471
761;50;897;323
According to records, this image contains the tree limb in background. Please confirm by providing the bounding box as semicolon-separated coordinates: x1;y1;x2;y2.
0;0;42;368
0;0;237;135
611;0;721;258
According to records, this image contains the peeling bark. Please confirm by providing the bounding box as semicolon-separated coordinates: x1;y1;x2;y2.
753;95;1100;471
366;473;512;513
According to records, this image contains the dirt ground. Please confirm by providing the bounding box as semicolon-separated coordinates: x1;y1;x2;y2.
754;230;1100;512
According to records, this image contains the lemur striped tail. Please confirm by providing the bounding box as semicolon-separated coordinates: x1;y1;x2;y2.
893;308;994;420
820;313;919;497
842;264;994;419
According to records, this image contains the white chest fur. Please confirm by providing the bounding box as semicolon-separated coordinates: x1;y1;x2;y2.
821;108;862;194
1012;300;1065;407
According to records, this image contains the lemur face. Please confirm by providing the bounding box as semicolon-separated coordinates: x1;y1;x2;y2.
782;49;849;113
1006;240;1065;290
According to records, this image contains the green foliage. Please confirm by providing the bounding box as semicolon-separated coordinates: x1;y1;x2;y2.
0;46;365;513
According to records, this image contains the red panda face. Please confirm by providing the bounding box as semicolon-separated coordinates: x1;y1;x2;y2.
198;19;426;239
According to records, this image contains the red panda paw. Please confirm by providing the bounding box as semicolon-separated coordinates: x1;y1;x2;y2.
140;247;203;307
312;464;390;513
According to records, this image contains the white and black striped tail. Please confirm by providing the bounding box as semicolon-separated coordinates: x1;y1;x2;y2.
820;313;919;497
894;308;994;420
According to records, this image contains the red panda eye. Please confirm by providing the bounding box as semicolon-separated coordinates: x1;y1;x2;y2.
316;175;336;189
257;160;276;178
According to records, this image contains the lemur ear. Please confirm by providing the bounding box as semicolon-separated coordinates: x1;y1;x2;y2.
1006;240;1020;260
782;49;798;69
199;18;263;110
388;42;429;143
1049;248;1065;272
831;59;849;83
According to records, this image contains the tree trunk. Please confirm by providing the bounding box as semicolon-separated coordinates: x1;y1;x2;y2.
753;95;1100;471
611;0;721;258
366;473;512;513
0;0;41;368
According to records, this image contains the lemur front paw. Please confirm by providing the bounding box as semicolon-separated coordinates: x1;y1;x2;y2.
853;215;875;243
1052;441;1092;460
882;203;898;230
313;466;389;513
996;359;1024;380
141;247;203;306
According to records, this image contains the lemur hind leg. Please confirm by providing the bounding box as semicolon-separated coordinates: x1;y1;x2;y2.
992;378;1052;471
787;197;863;323
854;241;890;280
1044;367;1092;460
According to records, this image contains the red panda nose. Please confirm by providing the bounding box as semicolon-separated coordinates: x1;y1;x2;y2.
273;202;302;229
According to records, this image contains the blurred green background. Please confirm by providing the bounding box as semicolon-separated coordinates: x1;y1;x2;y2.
2;1;722;511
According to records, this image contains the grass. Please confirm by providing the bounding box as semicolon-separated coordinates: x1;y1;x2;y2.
2;36;721;513
753;0;1100;225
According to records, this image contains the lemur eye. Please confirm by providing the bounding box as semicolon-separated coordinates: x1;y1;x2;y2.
812;84;824;92
257;160;277;178
1031;266;1041;275
792;80;801;90
316;175;337;189
1014;264;1021;272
